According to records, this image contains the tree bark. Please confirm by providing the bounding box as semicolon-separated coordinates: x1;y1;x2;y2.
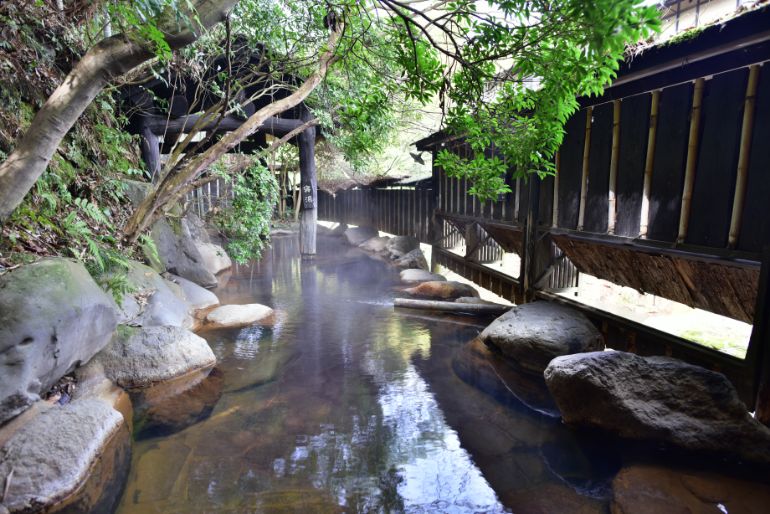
0;0;238;222
123;25;342;242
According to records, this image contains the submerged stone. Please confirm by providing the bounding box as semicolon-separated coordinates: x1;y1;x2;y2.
611;464;770;514
404;280;479;300
0;399;130;514
92;325;216;389
545;351;770;464
132;367;224;438
452;339;560;417
206;304;274;329
0;258;117;424
480;301;604;374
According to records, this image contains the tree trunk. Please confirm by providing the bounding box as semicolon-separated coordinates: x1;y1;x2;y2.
0;0;237;222
123;25;341;242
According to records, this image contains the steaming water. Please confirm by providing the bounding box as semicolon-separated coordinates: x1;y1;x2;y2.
114;235;614;514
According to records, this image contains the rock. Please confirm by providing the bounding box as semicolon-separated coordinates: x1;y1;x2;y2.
394;248;429;270
132;367;224;438
331;223;348;236
453;339;560;416
0;398;130;514
343;226;379;246
544;351;770;463
150;216;217;288
480;302;604;375
206;304;274;329
122;180;151;208
386;235;419;258
165;274;219;310
611;464;770;514
93;326;216;389
117;261;194;329
195;241;232;275
183;211;211;243
399;269;446;284
0;258;118;424
359;236;390;253
405;280;479;300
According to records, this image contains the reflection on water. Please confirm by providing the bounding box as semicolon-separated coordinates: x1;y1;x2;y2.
115;235;608;514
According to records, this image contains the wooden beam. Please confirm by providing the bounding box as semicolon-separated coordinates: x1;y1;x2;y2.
394;298;510;316
143;114;306;137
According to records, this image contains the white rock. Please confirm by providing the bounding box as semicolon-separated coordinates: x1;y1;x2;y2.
399;269;446;284
206;304;274;328
167;274;219;310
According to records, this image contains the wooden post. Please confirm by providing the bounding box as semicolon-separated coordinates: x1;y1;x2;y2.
607;100;622;234
639;90;661;238
577;107;593;231
728;64;760;248
677;78;705;244
298;118;317;256
521;176;542;302
752;246;770;425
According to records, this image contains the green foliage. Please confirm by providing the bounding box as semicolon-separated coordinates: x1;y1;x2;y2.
214;159;278;264
432;1;660;200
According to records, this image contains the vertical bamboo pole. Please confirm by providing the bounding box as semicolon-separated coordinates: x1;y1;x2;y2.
640;90;661;238
677;78;705;244
577;106;594;231
728;64;761;248
552;151;560;228
607;100;622;234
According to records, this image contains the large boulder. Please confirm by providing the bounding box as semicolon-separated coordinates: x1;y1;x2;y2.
92;325;216;389
206;304;274;329
386;235;419;259
195;241;232;275
480;302;604;375
0;398;130;514
117;261;193;329
343;226;379;246
150;216;218;288
359;236;390;253
404;280;479;300
611;464;770;514
544;351;770;463
0;258;117;424
393;248;429;270
166;274;219;311
122;179;152;208
399;269;446;284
